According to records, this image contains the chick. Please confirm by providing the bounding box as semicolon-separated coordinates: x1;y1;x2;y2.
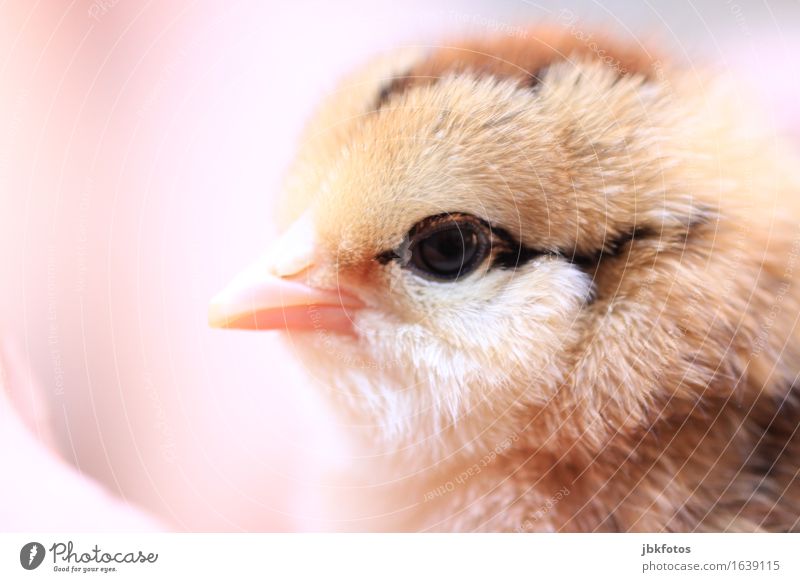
210;27;800;532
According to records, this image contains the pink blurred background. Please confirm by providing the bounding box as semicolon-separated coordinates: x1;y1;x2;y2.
0;0;798;531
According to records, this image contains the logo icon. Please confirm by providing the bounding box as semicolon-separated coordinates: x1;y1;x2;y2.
20;542;46;570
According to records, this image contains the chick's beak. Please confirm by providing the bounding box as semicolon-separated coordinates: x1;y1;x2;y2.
208;213;363;334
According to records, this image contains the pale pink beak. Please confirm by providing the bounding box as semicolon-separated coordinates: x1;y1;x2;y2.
208;213;363;334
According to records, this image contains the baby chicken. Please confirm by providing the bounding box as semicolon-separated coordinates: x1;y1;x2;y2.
210;27;800;532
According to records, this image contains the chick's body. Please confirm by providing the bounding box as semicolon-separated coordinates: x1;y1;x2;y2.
224;28;800;531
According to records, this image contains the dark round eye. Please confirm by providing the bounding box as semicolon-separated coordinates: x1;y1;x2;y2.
407;218;489;281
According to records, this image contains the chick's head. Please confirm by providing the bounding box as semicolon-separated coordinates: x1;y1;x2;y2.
210;30;724;459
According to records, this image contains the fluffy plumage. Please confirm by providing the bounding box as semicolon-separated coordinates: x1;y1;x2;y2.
233;27;800;531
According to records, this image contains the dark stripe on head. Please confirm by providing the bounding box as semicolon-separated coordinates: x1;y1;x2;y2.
372;28;660;112
375;72;414;110
488;225;651;272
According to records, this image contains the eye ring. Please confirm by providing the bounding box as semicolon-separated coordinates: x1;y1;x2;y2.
400;214;491;281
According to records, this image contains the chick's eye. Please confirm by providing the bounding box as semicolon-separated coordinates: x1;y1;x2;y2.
406;218;489;281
